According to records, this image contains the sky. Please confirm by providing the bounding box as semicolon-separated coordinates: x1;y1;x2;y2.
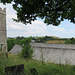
0;3;75;38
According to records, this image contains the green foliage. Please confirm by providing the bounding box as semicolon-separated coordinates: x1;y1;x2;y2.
33;36;55;43
32;36;67;43
7;36;33;52
1;0;75;26
16;36;25;45
5;54;75;75
65;37;75;44
20;37;33;59
0;52;7;75
1;0;13;4
7;36;25;51
7;38;16;51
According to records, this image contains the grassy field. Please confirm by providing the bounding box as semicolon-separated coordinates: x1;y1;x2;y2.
46;40;65;44
33;36;67;44
0;52;75;75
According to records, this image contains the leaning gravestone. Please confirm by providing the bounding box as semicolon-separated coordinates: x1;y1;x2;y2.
5;64;25;75
0;7;7;51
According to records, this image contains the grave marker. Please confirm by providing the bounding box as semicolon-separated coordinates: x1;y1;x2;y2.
5;64;25;75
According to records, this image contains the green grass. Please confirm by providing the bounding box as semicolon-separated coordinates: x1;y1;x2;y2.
1;52;75;75
0;52;7;75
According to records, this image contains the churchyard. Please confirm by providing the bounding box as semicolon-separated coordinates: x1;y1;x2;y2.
0;2;75;74
1;52;75;75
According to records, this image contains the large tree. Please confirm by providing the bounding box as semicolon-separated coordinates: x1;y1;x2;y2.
1;0;75;26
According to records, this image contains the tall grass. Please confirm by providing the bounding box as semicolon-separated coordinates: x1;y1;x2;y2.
0;52;7;75
1;53;75;75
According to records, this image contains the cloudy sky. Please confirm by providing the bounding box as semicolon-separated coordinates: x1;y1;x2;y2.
0;3;75;38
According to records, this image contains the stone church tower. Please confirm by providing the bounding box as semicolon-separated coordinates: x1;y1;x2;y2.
0;8;7;51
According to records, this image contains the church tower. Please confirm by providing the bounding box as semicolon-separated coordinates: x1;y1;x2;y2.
0;8;7;51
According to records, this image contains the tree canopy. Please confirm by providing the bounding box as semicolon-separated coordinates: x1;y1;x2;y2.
1;0;75;26
65;37;75;44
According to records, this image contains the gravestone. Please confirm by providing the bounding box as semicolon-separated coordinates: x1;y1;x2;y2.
0;7;7;51
5;64;25;75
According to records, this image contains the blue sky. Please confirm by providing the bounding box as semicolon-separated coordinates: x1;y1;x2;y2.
0;3;75;38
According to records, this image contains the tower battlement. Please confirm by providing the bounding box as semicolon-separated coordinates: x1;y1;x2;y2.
0;7;6;14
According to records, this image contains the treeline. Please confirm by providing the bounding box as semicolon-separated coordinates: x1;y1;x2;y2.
65;37;75;44
32;36;68;43
32;36;75;44
7;36;32;51
7;36;75;51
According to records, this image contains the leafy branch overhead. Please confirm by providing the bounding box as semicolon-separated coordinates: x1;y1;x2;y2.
1;0;75;26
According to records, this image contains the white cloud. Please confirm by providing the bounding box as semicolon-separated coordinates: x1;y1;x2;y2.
8;23;22;30
51;26;67;34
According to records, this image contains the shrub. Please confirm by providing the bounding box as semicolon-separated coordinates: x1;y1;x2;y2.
7;38;16;51
20;37;33;59
0;52;7;75
65;37;75;44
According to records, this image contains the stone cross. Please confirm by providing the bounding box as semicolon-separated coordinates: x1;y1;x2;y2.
0;7;7;51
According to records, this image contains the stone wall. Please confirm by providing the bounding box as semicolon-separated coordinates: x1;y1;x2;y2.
0;8;7;51
31;43;75;65
10;43;75;65
33;47;75;65
31;43;75;49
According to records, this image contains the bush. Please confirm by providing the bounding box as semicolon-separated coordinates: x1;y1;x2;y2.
65;37;75;44
0;52;7;75
20;37;33;59
7;38;16;51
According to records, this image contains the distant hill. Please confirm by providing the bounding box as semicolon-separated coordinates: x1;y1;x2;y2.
32;36;68;44
34;36;61;39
